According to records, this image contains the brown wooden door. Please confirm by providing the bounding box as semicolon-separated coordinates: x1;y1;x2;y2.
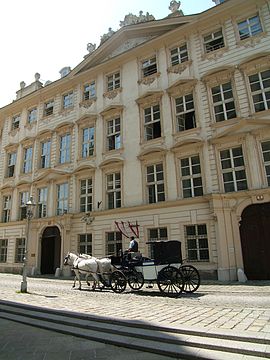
240;203;270;280
40;227;61;274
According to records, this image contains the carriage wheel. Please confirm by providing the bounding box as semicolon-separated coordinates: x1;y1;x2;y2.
180;265;200;293
110;270;127;293
128;270;144;290
157;266;184;297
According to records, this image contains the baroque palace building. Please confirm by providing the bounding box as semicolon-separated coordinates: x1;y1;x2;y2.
0;0;269;281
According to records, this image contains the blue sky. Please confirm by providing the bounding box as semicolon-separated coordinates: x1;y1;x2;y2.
0;0;214;107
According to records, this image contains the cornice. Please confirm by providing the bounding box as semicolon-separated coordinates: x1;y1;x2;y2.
135;91;163;106
100;105;124;118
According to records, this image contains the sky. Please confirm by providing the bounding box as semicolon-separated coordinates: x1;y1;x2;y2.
0;0;214;108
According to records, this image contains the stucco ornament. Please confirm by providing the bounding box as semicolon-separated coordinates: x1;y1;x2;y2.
119;11;155;27
87;43;96;54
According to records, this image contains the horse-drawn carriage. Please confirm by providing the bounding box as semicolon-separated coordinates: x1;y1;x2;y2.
64;240;200;297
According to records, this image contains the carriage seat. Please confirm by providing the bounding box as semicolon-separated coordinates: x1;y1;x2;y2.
127;251;143;266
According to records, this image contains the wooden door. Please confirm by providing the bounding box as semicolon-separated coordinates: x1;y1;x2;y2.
240;203;270;280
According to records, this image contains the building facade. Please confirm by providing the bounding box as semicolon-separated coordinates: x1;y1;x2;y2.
0;0;269;281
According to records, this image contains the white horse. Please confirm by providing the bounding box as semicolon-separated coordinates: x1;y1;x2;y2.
63;252;114;290
63;252;99;290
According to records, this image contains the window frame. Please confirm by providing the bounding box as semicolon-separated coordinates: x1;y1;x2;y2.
211;81;237;122
27;107;38;124
78;234;92;255
261;140;270;187
146;162;165;204
170;43;189;67
80;178;93;213
180;154;203;198
106;171;121;210
38;187;48;218
11;114;20;130
237;14;263;41
15;238;25;263
141;56;157;78
44;100;54;117
203;28;225;53
174;92;196;132
106;231;122;256
0;239;8;263
106;117;121;151
219;146;248;193
7;151;16;177
2;195;11;223
147;227;168;258
248;69;270;113
185;224;210;262
62;91;74;109
56;182;69;216
143;103;162;141
22;147;33;174
40;139;51;169
19;191;30;220
106;72;120;92
59;133;71;164
83;81;96;101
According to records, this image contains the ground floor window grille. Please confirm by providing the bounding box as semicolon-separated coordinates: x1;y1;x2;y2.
185;224;209;261
78;234;92;255
147;227;168;259
15;238;25;263
106;232;122;256
261;141;270;186
0;239;8;262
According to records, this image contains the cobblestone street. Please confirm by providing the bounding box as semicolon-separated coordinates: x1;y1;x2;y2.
1;274;270;334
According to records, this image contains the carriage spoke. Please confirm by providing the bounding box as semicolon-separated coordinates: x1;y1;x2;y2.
180;265;200;293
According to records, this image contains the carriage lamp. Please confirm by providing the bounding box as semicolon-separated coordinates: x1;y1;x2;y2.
20;196;36;293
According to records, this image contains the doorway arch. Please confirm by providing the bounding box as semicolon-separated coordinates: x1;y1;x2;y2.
239;203;270;280
40;226;61;274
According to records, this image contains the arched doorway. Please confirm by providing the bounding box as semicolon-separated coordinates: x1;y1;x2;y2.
239;203;270;280
40;226;61;274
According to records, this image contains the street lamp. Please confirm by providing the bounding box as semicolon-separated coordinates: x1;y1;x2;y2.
21;196;36;293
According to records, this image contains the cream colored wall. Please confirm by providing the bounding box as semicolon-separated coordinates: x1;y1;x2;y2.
0;0;269;280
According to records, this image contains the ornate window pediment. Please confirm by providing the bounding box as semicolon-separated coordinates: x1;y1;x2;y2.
136;91;163;107
238;53;270;75
76;114;97;127
202;67;235;86
166;79;197;97
100;105;124;119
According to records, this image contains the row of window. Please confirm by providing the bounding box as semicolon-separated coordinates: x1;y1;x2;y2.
6;66;270;179
9;13;265;131
2;141;270;222
0;224;209;263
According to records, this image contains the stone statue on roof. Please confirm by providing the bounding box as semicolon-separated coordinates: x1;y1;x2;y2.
100;27;115;44
168;1;184;17
87;43;96;54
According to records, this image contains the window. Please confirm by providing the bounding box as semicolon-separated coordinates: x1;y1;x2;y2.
0;239;8;263
12;115;20;130
175;93;196;131
2;195;11;223
7;152;16;177
141;56;157;77
41;140;51;168
220;146;248;192
248;70;270;112
59;133;71;164
106;232;122;256
107;72;120;92
82;127;94;157
211;82;236;122
57;183;68;215
38;187;48;218
147;227;168;258
80;179;93;212
238;15;263;40
15;238;25;263
203;29;224;53
19;191;29;220
83;81;96;100
261;141;270;186
144;104;161;140
78;234;92;255
106;172;121;209
180;155;203;198
170;44;188;66
185;224;209;261
146;163;165;203
28;108;37;124
107;118;121;151
23;147;33;174
44;100;54;116
63;92;73;109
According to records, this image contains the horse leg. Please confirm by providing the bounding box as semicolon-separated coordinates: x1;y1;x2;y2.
73;269;81;290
